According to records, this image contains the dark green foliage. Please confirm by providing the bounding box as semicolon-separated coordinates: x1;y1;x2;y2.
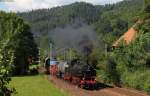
106;56;121;86
144;0;150;13
111;0;150;91
95;0;144;44
95;16;128;45
18;2;99;35
0;48;16;96
12;23;38;75
0;12;38;75
94;0;150;92
144;76;150;93
0;12;16;96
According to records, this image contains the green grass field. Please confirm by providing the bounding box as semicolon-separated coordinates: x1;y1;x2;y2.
10;75;68;96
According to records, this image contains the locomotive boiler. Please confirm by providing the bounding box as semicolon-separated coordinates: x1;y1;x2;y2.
57;59;97;89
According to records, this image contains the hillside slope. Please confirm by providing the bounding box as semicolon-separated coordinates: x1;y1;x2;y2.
18;0;144;53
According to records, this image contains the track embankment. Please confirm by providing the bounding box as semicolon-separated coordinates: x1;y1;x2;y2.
47;75;149;96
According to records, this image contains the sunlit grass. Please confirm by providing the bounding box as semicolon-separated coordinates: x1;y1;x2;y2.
10;75;68;96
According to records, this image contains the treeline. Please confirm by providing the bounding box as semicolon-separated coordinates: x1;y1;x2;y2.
0;12;38;95
18;0;144;50
95;0;144;45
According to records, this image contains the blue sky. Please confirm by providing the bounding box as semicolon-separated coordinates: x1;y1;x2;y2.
0;0;123;12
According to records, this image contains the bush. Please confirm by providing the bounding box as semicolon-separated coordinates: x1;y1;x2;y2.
121;69;150;91
97;69;110;83
0;47;15;95
144;78;150;93
122;71;143;89
144;72;150;93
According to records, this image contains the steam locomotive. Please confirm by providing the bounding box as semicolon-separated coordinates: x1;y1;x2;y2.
45;58;97;89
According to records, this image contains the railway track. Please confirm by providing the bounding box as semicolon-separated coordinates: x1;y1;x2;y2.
47;75;149;96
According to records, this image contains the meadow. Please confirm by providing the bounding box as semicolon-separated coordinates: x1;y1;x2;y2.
10;75;68;96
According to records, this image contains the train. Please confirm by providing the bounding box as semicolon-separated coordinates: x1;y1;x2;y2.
45;58;97;89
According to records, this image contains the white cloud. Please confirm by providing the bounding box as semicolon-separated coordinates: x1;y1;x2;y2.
2;0;123;12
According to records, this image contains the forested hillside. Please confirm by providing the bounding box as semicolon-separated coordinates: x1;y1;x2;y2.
18;2;99;38
18;0;144;50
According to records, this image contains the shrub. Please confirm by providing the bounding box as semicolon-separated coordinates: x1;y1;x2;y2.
144;73;150;93
144;79;150;93
121;69;150;91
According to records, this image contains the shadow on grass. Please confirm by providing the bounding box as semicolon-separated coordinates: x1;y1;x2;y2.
11;69;40;77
